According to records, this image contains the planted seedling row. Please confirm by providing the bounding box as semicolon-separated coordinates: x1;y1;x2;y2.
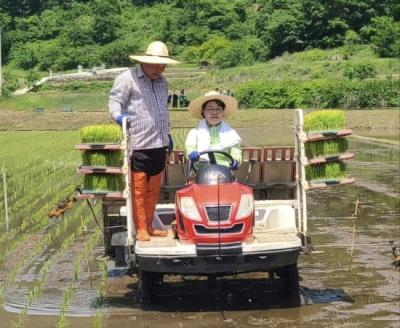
1;146;77;193
0;182;83;264
56;228;101;328
91;260;108;328
10;213;94;328
0;158;78;231
0;159;76;210
0;172;78;238
0;132;79;229
0;146;78;229
0;204;89;300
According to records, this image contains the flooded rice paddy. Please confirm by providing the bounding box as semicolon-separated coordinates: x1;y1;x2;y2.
0;132;399;327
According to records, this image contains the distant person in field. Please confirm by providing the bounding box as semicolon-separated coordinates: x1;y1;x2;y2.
172;92;179;108
222;89;234;97
185;91;242;170
179;89;189;107
108;41;180;241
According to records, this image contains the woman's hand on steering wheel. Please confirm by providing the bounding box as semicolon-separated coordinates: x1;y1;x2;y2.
189;150;235;173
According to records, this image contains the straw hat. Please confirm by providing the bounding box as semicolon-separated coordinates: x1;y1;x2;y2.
188;91;238;119
129;41;180;65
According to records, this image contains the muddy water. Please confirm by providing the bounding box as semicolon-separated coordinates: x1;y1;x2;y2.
1;137;399;327
101;138;400;327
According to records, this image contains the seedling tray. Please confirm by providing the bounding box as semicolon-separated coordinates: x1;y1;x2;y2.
305;129;352;142
77;166;123;174
75;144;122;150
78;190;124;199
306;153;354;165
306;177;355;189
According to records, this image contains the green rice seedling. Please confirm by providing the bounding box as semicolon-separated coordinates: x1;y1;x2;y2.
56;316;67;328
83;174;124;192
306;161;347;181
304;110;345;133
92;309;104;328
73;259;81;283
56;228;101;328
305;138;348;158
82;150;123;167
98;261;108;302
92;254;107;327
92;259;108;328
80;124;122;144
92;249;108;328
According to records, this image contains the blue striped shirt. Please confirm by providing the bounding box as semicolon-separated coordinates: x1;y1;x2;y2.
108;65;169;150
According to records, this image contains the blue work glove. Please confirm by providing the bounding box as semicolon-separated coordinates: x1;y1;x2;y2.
116;113;128;126
188;151;200;162
168;134;173;154
229;159;239;171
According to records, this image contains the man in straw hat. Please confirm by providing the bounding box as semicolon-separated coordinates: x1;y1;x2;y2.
185;90;242;169
109;41;179;241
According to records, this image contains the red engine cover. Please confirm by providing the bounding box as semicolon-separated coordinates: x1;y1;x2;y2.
175;182;254;244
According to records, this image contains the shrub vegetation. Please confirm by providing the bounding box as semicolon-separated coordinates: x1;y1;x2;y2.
0;0;398;72
236;79;400;109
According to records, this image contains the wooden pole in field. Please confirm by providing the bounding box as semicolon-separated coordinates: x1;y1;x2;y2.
2;166;9;231
294;109;308;250
349;197;360;271
0;26;2;96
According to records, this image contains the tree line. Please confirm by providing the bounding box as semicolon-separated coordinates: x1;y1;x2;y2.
0;0;399;72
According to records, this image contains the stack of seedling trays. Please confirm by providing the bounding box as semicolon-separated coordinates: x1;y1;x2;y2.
302;110;355;189
76;124;125;199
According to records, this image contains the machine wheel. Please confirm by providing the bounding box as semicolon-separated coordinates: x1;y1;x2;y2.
276;263;300;299
137;269;162;305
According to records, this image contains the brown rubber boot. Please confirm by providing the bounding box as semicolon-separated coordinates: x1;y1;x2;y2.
145;172;168;237
131;171;151;241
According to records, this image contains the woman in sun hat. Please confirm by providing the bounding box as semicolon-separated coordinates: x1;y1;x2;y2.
108;41;179;241
185;90;242;170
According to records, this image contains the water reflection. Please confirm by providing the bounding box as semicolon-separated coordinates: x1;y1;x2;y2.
348;138;400;198
301;287;353;304
300;142;400;325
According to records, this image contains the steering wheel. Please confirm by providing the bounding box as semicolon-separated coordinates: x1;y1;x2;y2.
190;150;235;173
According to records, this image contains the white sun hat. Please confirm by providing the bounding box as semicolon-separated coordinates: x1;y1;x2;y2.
188;91;238;119
129;41;180;65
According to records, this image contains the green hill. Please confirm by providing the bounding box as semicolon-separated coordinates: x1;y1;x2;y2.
1;0;399;109
1;0;399;95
